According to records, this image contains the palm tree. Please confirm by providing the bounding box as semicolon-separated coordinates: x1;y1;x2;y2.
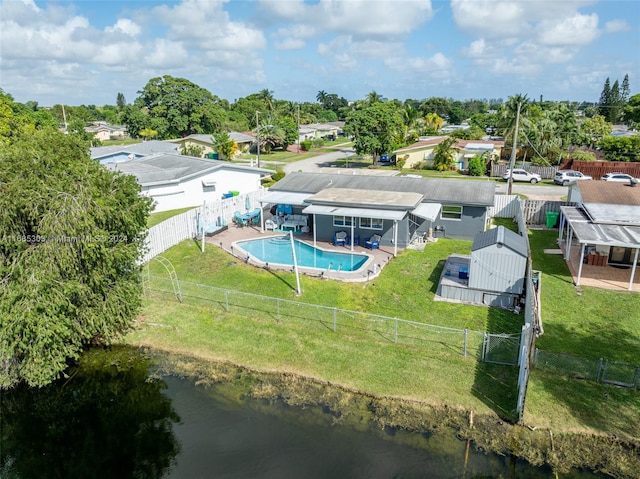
366;90;383;106
258;89;274;111
432;137;458;171
499;93;529;143
316;90;328;107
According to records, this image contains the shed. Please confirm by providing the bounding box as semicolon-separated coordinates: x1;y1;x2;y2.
469;226;528;295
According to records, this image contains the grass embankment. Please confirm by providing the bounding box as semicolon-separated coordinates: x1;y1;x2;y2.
125;230;640;445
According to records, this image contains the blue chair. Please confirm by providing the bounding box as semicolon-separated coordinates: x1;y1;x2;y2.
334;231;348;246
365;234;381;249
233;211;248;227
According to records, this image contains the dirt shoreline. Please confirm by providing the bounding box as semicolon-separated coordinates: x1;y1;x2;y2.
143;347;640;479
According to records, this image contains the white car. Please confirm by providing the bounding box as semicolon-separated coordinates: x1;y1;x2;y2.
554;170;593;186
502;168;542;184
600;172;638;182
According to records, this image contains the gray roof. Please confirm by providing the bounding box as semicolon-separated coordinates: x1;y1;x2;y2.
91;140;179;159
106;153;273;186
561;205;640;249
269;172;495;206
472;226;528;257
177;132;256;145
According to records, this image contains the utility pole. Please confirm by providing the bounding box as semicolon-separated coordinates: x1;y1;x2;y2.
255;110;260;168
507;101;522;196
297;103;301;153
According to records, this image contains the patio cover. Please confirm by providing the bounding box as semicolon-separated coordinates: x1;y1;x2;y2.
411;203;442;222
560;206;640;248
301;204;407;221
259;191;312;205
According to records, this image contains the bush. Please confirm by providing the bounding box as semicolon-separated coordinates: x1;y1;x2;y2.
467;155;486;176
300;140;312;151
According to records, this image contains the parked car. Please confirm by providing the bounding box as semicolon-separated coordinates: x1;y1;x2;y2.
554;170;593;186
600;172;639;182
502;168;542;184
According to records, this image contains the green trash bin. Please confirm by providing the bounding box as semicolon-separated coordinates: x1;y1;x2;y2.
546;211;560;228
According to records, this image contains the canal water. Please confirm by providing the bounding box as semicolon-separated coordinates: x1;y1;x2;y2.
0;348;605;479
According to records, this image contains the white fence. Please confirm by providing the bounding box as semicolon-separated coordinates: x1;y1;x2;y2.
142;188;268;264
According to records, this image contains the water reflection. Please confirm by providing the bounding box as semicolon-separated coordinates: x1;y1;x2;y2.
0;347;180;479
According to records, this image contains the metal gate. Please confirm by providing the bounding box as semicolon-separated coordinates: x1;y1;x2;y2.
482;333;520;365
600;360;640;388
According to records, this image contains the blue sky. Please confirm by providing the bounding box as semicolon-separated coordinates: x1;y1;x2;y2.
1;0;638;107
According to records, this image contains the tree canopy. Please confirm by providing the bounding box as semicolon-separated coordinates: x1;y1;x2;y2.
343;102;404;164
0;129;152;388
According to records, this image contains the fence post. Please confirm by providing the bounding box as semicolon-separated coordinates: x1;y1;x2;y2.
481;332;487;361
533;348;539;367
596;358;604;382
463;329;468;358
333;308;337;332
224;290;229;312
394;317;398;343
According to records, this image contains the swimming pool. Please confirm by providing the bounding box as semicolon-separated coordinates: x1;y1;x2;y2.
235;236;370;272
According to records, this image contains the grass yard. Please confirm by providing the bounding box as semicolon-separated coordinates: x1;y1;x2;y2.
126;228;640;441
147;207;197;228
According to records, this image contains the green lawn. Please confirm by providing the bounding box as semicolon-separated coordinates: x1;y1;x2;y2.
147;207;197;228
126;228;640;441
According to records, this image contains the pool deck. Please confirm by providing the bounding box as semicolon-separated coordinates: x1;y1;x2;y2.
205;220;396;282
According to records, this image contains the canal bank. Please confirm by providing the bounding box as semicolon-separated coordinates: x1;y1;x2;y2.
143;347;638;478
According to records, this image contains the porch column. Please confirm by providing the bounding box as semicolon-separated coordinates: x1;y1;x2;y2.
628;248;639;291
260;201;265;233
313;214;317;247
393;220;398;257
565;227;574;261
557;212;564;244
576;243;586;286
350;216;355;251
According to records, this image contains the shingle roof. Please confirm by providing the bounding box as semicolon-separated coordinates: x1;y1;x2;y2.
577;181;640;206
472;226;528;257
106;153;272;186
269;172;495;206
91;140;179;159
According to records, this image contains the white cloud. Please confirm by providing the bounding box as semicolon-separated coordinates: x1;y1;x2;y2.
105;19;141;37
537;13;599;46
145;39;189;68
604;19;630;33
274;38;306;50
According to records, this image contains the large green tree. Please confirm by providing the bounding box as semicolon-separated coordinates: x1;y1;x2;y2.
134;75;226;138
0;129;153;387
343;102;404;164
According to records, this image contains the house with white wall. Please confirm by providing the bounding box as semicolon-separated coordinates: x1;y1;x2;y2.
108;153;273;213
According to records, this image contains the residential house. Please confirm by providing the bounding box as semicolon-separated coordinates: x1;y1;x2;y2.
261;172;495;252
560;181;640;290
85;121;128;142
298;122;344;142
395;137;503;170
91;140;179;164
107;153;273;213
170;132;256;158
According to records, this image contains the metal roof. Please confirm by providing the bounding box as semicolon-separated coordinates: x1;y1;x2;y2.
269;172;495;206
472;225;528;257
302;205;407;221
259;191;312;205
305;188;423;210
91;140;179;159
411;203;442;221
107;153;272;186
561;205;640;248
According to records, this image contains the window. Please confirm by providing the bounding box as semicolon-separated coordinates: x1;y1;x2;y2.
441;205;462;220
360;217;383;230
333;216;353;227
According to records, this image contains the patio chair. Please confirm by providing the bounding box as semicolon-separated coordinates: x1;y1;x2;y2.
334;231;348;246
233;211;247;227
364;234;381;249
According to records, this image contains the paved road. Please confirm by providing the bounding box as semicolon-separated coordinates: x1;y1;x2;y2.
276;148;567;199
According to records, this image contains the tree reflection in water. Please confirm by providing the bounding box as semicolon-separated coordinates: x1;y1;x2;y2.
0;347;180;479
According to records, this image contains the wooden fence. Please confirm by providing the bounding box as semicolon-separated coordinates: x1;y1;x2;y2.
559;159;640;179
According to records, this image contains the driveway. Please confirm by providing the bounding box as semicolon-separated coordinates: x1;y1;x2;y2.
281;147;355;174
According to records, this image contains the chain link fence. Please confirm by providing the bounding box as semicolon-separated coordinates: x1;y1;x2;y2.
147;276;490;360
533;349;639;389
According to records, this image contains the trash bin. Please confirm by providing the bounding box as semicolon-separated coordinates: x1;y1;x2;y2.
546;211;560;228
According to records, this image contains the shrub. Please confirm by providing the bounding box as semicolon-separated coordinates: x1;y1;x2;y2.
300;140;312;151
467;155;486;176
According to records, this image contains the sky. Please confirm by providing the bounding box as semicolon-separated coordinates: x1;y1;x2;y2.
1;0;639;107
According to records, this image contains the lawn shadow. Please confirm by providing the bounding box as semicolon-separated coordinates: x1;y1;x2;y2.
471;307;521;423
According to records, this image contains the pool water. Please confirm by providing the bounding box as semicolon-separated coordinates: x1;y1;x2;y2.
235;236;369;272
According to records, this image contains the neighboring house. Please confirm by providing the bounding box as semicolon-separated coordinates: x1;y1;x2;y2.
298;122;344;142
561;181;640;290
395;137;503;170
170;132;256;158
91;140;179;164
261;172;495;251
107;153;273;212
436;225;528;309
85;121;128;142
